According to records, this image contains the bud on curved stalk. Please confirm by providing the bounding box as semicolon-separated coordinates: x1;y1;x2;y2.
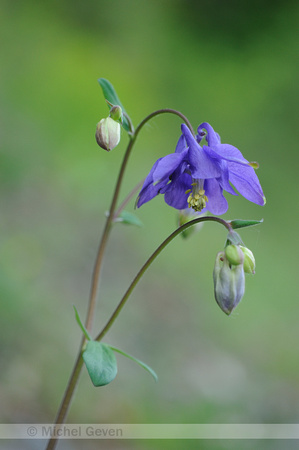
225;244;244;266
240;246;256;274
213;252;245;315
109;105;123;123
95;117;121;151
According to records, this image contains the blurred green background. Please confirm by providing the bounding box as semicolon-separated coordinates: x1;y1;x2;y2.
1;0;299;449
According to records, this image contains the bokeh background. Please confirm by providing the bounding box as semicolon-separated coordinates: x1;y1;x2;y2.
1;0;299;449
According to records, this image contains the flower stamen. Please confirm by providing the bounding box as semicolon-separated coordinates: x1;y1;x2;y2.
187;180;208;212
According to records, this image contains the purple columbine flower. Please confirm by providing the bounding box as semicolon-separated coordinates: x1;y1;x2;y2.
136;122;266;215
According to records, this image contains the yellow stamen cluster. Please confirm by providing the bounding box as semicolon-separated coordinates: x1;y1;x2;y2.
187;189;208;212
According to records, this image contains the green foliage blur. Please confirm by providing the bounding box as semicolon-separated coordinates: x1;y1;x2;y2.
1;1;298;449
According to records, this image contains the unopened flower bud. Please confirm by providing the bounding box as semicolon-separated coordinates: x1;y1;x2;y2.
213;252;245;315
225;244;244;266
95;117;121;151
109;105;123;123
240;246;255;274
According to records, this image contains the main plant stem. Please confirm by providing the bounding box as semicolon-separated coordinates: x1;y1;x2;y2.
46;109;196;450
45;135;135;450
85;136;136;332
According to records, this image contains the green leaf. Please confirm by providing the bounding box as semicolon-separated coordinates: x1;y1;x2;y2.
83;341;117;387
109;346;158;382
230;219;264;230
73;306;92;341
98;78;132;133
115;210;143;227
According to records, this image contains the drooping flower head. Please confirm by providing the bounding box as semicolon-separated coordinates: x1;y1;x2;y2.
136;123;265;215
213;249;245;315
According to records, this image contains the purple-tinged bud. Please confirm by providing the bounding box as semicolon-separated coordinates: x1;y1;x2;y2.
225;244;244;266
240;246;256;274
213;252;245;315
95;117;121;151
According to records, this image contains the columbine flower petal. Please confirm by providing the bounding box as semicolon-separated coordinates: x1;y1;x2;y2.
137;158;166;207
164;173;191;209
216;160;238;196
227;163;265;205
205;143;250;166
137;121;265;214
197;122;221;146
204;178;228;215
153;151;187;182
181;125;221;179
175;134;187;153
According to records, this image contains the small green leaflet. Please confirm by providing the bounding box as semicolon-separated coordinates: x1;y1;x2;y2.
74;307;157;385
114;211;143;227
83;341;118;387
98;78;132;133
73;306;92;341
74;308;117;387
109;346;158;382
229;219;263;229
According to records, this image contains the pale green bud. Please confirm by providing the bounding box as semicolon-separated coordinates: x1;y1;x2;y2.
240;246;255;274
213;252;245;315
95;117;121;151
225;244;244;266
109;105;123;123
